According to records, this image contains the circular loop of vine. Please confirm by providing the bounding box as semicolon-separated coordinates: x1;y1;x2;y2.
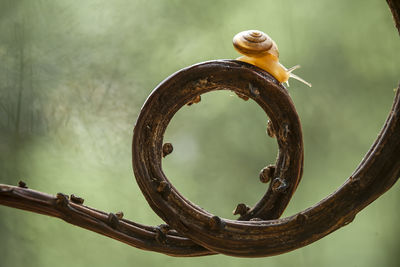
132;56;400;256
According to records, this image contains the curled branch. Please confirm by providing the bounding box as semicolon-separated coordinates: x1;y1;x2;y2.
132;60;400;257
0;0;399;258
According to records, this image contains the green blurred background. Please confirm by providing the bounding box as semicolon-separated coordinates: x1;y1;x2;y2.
0;0;399;266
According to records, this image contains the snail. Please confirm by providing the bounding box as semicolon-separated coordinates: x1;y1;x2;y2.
233;30;311;87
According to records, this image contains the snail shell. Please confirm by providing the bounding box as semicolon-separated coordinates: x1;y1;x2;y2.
232;30;311;87
233;30;279;58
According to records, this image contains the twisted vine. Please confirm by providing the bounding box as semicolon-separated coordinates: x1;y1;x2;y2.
0;0;399;258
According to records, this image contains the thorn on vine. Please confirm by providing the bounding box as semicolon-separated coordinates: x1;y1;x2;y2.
233;203;250;216
259;165;275;183
18;181;28;189
108;213;120;229
70;194;84;204
115;211;124;219
162;143;173;158
155;224;170;244
56;193;69;207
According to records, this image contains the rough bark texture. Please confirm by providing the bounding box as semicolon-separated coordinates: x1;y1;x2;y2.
0;0;399;258
0;185;212;256
132;61;400;257
132;60;305;257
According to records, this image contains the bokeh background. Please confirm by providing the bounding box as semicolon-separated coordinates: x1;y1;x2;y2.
0;0;399;266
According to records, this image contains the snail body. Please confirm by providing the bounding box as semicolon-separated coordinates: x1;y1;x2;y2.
236;53;290;84
233;30;311;87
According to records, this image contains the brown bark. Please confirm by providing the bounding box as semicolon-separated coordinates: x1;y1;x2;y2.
0;184;211;256
0;0;399;258
132;60;400;257
387;0;400;34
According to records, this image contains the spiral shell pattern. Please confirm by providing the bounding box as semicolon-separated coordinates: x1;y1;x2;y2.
233;30;273;57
